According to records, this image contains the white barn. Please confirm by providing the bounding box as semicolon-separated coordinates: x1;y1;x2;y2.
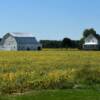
0;32;42;51
83;34;100;50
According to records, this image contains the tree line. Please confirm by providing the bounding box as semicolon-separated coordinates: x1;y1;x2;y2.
40;28;97;49
40;39;80;48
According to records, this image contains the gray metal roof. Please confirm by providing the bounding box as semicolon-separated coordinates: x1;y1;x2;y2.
1;32;39;45
15;37;38;44
8;32;34;37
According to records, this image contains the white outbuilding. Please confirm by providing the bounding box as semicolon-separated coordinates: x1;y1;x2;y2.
83;34;100;50
0;32;42;51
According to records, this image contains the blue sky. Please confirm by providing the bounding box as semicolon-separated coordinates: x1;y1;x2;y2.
0;0;100;40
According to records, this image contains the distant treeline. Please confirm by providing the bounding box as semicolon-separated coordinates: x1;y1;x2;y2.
40;38;81;49
40;28;98;49
40;40;62;48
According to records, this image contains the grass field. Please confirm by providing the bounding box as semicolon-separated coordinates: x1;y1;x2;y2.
0;49;100;94
1;89;100;100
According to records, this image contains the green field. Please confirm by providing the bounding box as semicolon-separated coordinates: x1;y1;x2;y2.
0;49;100;95
1;89;100;100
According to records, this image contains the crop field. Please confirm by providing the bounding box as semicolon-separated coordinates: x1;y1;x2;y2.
0;49;100;94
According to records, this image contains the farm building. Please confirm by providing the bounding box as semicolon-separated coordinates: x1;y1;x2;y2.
83;34;100;50
0;32;42;51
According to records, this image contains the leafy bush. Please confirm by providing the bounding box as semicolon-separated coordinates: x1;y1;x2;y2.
74;66;100;86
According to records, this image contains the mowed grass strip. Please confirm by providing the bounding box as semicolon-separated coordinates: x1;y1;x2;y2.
0;89;100;100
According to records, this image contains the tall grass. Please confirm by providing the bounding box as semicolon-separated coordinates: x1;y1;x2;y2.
0;50;100;93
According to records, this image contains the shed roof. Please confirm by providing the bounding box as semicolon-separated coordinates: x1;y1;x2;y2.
85;34;100;40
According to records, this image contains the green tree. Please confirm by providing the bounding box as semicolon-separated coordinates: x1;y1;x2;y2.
62;38;72;48
83;28;96;38
79;38;84;49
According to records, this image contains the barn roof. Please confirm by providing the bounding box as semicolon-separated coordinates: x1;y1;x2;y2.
9;32;34;37
15;37;38;44
10;32;39;44
1;32;39;45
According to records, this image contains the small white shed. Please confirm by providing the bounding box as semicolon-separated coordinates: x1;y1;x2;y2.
83;34;100;50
